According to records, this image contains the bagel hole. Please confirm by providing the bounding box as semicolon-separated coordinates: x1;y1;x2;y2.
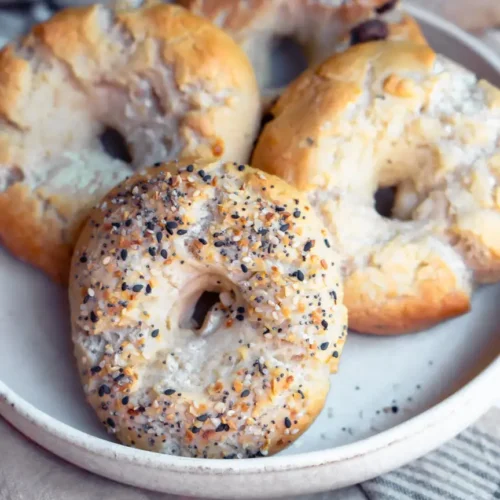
270;36;308;89
100;127;132;164
374;186;397;218
2;166;24;190
191;291;221;330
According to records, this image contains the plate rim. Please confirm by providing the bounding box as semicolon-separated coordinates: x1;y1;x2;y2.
1;355;500;475
1;1;500;484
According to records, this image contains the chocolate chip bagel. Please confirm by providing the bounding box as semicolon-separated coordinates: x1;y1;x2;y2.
179;0;426;95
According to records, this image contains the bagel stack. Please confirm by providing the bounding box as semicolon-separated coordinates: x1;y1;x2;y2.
3;0;496;463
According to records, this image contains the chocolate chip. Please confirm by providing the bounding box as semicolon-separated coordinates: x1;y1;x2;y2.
351;20;389;46
260;112;274;130
376;0;398;14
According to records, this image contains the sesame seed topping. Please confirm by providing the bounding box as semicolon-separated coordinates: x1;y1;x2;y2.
71;160;347;459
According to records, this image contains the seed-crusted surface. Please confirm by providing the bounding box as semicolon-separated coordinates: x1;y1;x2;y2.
70;159;347;459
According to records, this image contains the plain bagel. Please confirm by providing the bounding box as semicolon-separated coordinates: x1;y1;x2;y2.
69;159;348;458
179;0;426;95
252;41;500;335
0;2;259;283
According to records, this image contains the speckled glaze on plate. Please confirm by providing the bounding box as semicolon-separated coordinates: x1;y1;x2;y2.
1;6;500;499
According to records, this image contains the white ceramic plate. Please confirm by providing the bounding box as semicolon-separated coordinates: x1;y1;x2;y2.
1;6;500;499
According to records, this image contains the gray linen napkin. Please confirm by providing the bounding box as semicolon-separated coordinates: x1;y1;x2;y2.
0;2;499;499
360;408;500;500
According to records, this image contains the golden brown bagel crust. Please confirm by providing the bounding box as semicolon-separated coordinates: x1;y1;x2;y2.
69;159;347;458
0;3;259;283
179;0;426;92
253;41;500;334
343;257;471;335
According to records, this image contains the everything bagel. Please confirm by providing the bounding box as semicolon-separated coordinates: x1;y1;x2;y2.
0;3;259;282
253;41;500;335
70;159;347;458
